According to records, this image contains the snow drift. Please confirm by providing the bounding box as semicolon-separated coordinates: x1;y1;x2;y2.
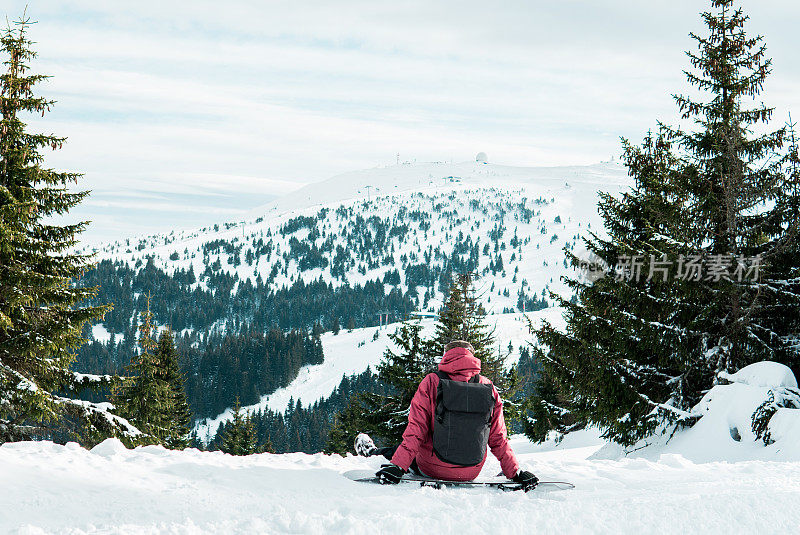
593;362;800;462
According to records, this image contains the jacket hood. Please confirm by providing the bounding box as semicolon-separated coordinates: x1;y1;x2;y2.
438;346;481;381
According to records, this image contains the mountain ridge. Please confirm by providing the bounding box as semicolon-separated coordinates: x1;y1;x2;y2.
250;159;630;218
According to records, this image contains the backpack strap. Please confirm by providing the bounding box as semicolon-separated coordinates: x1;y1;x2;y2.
469;374;481;384
434;371;448;423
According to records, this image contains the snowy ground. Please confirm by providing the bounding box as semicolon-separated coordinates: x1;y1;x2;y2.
8;362;798;534
4;429;800;534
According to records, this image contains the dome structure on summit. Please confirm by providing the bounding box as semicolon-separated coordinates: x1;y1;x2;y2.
475;152;487;163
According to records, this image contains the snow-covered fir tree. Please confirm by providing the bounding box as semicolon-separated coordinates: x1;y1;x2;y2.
527;0;800;446
525;131;695;444
0;16;138;443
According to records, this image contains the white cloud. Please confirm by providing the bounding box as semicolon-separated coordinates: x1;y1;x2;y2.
80;199;247;215
5;0;800;243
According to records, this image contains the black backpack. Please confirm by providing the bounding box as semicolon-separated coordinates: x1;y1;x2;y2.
432;370;495;466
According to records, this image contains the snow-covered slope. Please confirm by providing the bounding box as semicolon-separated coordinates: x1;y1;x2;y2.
5;430;800;534
195;307;567;442
250;160;629;218
84;160;630;330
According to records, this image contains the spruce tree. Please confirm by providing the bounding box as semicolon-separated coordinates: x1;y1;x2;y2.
0;15;137;443
434;273;499;375
112;303;171;445
112;299;191;447
156;329;192;449
670;1;800;377
359;320;437;445
433;275;467;351
525;131;694;444
436;273;520;418
527;1;800;447
220;398;259;455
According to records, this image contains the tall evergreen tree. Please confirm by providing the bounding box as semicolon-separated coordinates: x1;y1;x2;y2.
435;273;520;417
112;298;191;447
671;1;800;376
526;1;800;447
112;302;171;445
525;131;694;444
435;273;501;376
0;15;137;443
156;329;192;449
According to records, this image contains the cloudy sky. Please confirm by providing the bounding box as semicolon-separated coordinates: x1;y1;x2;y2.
5;0;800;244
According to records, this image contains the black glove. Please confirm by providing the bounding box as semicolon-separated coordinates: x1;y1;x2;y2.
376;464;406;485
512;470;539;491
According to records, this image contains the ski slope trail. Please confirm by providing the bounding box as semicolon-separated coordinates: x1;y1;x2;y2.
194;308;566;442
4;432;799;534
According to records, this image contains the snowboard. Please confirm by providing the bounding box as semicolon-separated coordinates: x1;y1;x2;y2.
343;469;574;492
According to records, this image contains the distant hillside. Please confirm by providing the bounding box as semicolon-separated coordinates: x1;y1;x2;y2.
73;160;631;437
82;160;629;323
195;307;568;445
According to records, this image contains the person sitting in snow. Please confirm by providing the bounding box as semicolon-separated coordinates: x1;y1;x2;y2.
355;340;538;490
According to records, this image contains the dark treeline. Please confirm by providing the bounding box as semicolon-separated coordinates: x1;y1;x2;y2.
241;277;413;332
179;328;323;420
79;258;417;336
75;325;323;422
208;368;389;453
72;257;416;423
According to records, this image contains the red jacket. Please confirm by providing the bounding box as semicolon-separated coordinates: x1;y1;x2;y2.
390;346;520;481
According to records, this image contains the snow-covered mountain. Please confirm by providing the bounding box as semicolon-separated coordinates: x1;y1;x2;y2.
8;161;800;534
86;160;630;319
80;159;632;440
